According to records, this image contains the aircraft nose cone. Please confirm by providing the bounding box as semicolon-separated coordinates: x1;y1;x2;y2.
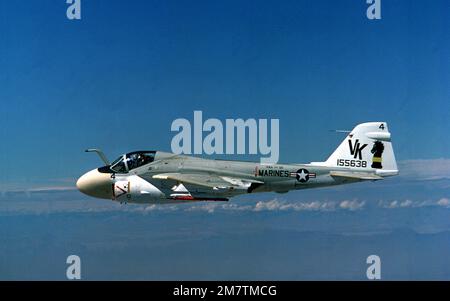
76;169;112;199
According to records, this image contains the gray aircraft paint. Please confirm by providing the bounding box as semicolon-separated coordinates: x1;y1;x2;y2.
77;122;398;204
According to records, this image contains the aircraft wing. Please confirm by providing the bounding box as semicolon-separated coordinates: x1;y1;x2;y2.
330;171;383;180
152;173;263;190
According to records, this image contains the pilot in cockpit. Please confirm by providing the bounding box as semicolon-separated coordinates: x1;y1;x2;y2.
137;154;145;166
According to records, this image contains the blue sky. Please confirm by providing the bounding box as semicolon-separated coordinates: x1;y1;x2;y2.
0;0;449;186
0;0;449;280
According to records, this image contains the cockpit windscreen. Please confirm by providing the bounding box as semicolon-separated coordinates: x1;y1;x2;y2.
110;151;156;173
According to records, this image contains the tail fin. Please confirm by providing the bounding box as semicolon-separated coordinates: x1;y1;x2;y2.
319;122;398;177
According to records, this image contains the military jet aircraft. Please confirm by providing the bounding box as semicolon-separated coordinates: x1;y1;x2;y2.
76;122;398;204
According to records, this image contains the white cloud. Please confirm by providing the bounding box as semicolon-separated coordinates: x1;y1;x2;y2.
185;203;220;213
185;199;368;213
339;200;366;211
400;200;413;207
0;186;77;196
253;199;337;212
398;159;450;181
2;196;449;215
437;198;450;207
378;198;450;209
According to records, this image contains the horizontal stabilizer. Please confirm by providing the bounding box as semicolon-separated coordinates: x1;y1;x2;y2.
330;171;383;180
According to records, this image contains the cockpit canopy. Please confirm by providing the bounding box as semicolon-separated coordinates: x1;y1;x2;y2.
109;151;156;173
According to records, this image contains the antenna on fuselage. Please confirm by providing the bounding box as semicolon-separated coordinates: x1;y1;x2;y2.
329;129;351;134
